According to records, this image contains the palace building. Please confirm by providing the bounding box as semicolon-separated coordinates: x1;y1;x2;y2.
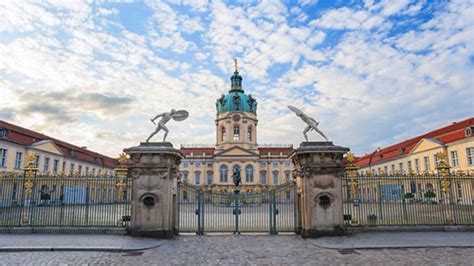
178;62;294;192
0;120;118;176
354;117;474;175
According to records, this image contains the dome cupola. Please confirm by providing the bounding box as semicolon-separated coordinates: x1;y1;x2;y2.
215;59;257;115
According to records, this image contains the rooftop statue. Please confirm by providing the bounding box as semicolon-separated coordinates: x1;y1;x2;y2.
146;109;189;142
288;105;329;142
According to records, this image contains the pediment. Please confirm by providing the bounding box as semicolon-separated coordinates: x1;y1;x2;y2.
410;138;444;154
214;146;259;157
30;140;63;155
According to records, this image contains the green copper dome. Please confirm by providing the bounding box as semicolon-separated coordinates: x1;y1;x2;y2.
216;67;257;114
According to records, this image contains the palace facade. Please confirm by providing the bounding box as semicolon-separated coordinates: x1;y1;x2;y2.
0;120;118;176
178;65;293;192
354;118;474;175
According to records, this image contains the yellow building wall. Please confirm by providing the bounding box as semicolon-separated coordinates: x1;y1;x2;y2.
358;137;474;174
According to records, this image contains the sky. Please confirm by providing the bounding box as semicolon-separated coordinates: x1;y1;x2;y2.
0;0;473;158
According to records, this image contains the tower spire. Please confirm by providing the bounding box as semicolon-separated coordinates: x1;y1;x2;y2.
230;58;243;92
234;58;238;72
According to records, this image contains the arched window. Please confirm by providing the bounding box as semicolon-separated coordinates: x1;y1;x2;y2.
195;171;201;185
221;127;226;141
260;171;267;185
233;126;240;140
220;165;228;183
245;165;254;183
272;170;279;185
247;126;252;142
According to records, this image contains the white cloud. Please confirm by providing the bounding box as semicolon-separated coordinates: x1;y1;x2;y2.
310;7;386;30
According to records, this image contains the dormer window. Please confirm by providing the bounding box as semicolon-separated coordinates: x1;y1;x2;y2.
378;154;383;160
465;127;473;137
0;128;8;138
399;148;405;155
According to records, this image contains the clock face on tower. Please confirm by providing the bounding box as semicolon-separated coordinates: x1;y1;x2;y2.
232;114;241;122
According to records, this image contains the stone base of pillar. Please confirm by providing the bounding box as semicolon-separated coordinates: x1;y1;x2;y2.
301;226;346;238
126;228;176;239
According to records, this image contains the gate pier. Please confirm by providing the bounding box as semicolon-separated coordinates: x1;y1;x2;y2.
290;142;349;238
124;142;183;238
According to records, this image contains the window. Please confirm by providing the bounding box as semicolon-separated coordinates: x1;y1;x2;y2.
399;162;404;174
195;171;201;185
34;155;40;168
182;171;189;181
14;152;22;169
285;170;291;181
98;169;102;176
183;162;189;168
434;154;440;166
260;171;267;185
272;161;279;168
233;126;240;140
53;159;59;174
284;161;291;168
450;151;459;167
207;171;213;185
467;147;474;165
195;162;201;167
407;161;412;172
247;126;252;141
377;167;381;174
414;159;419;173
78;165;82;175
85;166;89;175
260;162;267;168
220;165;228;183
221;127;226;141
466;127;473;137
207;163;213;168
62;161;66;173
0;128;8;137
272;171;279;185
0;148;7;167
43;157;50;173
424;156;430;171
390;164;395;174
245;165;254;183
384;166;388;174
70;163;75;175
92;168;96;176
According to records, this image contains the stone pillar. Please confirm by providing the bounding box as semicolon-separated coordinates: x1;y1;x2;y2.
124;142;183;238
290;142;349;238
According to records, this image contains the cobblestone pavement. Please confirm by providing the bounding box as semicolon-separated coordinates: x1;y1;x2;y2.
2;235;474;265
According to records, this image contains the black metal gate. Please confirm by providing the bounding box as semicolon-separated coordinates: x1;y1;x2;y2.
177;182;297;234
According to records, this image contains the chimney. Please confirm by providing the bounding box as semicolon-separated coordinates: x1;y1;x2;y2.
81;146;87;150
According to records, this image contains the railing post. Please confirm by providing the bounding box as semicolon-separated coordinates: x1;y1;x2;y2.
436;151;453;224
345;152;359;226
21;153;37;226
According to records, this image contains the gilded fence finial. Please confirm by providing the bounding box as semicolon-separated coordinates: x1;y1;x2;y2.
115;153;129;201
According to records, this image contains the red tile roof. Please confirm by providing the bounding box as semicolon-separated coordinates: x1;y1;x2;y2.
354;117;474;168
0;120;118;168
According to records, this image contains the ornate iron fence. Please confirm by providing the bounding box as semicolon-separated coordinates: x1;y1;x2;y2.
343;152;474;227
0;153;131;228
0;175;132;227
342;173;474;226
